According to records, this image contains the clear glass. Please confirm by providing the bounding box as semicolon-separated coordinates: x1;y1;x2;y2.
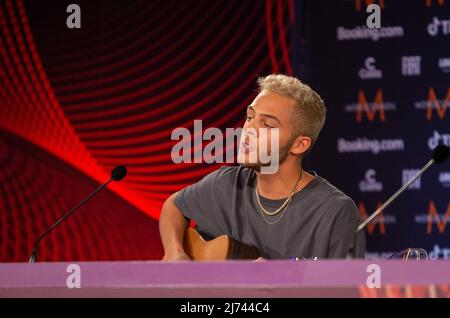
386;248;428;260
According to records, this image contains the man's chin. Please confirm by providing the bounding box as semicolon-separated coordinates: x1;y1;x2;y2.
238;161;277;172
238;161;261;170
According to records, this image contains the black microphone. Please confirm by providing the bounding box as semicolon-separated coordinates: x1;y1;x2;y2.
432;144;449;164
357;145;449;233
29;165;127;263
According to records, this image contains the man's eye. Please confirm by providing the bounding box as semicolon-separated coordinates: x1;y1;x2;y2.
264;122;274;128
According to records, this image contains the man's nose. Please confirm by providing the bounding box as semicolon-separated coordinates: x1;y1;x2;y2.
244;119;259;136
244;126;258;139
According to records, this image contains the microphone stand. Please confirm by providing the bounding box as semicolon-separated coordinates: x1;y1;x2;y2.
29;178;113;263
356;159;435;233
346;145;449;259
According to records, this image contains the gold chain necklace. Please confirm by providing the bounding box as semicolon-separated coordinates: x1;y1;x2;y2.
258;195;294;225
255;169;304;217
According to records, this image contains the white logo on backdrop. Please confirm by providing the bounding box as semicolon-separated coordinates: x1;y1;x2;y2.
439;172;450;188
438;58;450;73
337;138;405;154
359;169;383;192
428;131;450;150
429;245;450;260
359;57;383;79
428;17;450;36
337;26;404;41
401;56;421;76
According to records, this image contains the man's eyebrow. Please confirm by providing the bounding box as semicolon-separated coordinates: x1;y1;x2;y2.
246;106;282;125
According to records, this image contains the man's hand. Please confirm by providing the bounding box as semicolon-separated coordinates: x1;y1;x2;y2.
252;257;266;262
162;250;191;262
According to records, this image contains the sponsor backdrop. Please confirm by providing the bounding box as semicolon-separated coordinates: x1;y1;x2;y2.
295;0;450;259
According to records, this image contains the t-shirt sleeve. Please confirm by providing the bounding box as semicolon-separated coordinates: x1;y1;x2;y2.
327;199;366;258
174;167;225;238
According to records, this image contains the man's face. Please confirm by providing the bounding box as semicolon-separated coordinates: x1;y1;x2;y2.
237;90;297;171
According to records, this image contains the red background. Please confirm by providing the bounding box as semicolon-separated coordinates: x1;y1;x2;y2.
0;0;293;261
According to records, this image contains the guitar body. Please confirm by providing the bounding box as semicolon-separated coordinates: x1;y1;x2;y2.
183;227;261;261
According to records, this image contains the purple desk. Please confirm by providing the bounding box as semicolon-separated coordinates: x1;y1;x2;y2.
0;261;449;298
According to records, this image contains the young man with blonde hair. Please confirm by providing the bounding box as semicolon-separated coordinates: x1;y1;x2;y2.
159;74;366;260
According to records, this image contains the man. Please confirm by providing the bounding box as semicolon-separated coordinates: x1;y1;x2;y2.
159;74;365;260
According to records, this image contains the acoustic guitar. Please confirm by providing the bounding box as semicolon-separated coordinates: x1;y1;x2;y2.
183;227;261;261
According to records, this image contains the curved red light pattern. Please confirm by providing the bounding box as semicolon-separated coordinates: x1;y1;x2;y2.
0;0;293;261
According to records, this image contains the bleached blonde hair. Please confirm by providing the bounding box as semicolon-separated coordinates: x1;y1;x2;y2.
257;74;326;153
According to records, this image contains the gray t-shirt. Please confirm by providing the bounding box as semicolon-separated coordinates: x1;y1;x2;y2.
175;165;366;259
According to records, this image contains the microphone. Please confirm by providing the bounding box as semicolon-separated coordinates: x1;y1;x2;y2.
357;145;449;233
29;166;127;263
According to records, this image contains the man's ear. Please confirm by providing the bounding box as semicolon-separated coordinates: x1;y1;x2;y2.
291;135;312;156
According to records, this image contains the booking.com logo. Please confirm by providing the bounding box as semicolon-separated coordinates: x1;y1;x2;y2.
170;120;281;174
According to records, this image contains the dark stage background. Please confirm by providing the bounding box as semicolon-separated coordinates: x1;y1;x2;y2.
0;0;449;262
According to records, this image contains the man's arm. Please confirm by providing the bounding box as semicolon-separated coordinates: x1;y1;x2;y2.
328;200;366;259
159;167;227;261
159;192;191;261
